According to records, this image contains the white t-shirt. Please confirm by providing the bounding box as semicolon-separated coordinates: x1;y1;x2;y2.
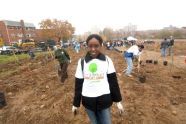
75;56;115;97
127;45;142;56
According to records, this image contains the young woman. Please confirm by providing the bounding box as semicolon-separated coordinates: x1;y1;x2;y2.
72;34;124;124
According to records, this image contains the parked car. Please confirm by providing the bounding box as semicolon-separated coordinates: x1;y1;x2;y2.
36;40;56;51
0;47;2;54
34;47;43;52
144;40;155;44
0;46;21;55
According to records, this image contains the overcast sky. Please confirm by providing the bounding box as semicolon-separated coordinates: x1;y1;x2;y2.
0;0;185;34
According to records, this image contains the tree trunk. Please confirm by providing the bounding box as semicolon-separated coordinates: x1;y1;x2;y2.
58;37;61;43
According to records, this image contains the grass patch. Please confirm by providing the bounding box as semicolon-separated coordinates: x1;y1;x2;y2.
0;54;29;64
0;69;19;78
0;52;53;64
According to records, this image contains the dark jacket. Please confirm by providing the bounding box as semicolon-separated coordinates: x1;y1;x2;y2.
160;40;169;49
55;48;70;63
169;39;174;46
73;53;122;112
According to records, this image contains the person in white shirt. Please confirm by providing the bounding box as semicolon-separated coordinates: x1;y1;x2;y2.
72;34;124;124
123;44;144;77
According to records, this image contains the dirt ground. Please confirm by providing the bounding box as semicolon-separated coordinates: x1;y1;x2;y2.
0;41;186;124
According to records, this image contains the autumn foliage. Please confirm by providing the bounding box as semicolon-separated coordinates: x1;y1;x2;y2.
39;19;75;42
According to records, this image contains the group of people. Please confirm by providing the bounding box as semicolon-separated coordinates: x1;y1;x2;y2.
74;42;81;53
160;36;175;57
105;40;136;50
54;34;176;124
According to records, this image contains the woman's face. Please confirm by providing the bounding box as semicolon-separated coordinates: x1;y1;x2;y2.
87;38;101;58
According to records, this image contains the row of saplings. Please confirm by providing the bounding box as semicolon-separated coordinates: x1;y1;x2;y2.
137;59;181;84
145;59;167;65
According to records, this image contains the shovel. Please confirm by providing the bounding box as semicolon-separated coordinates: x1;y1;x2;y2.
137;56;146;83
47;47;60;79
13;50;20;65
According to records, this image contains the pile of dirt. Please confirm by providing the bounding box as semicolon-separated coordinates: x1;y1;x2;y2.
0;47;186;124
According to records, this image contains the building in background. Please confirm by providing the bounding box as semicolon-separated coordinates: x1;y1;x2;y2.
163;25;178;30
0;20;36;45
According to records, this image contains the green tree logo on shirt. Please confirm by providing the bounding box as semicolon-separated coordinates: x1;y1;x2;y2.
89;63;97;73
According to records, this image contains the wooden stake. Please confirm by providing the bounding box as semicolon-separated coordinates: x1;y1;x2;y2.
170;46;174;73
12;50;19;64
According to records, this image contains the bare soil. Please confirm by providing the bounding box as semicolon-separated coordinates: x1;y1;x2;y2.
0;42;186;124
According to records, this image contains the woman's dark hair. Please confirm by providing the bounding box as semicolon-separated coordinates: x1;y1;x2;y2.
86;34;103;45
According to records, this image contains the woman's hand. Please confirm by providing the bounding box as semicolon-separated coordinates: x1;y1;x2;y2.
116;102;124;115
72;106;78;115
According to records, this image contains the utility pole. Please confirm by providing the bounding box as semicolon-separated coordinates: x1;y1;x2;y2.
5;23;11;44
20;20;26;41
